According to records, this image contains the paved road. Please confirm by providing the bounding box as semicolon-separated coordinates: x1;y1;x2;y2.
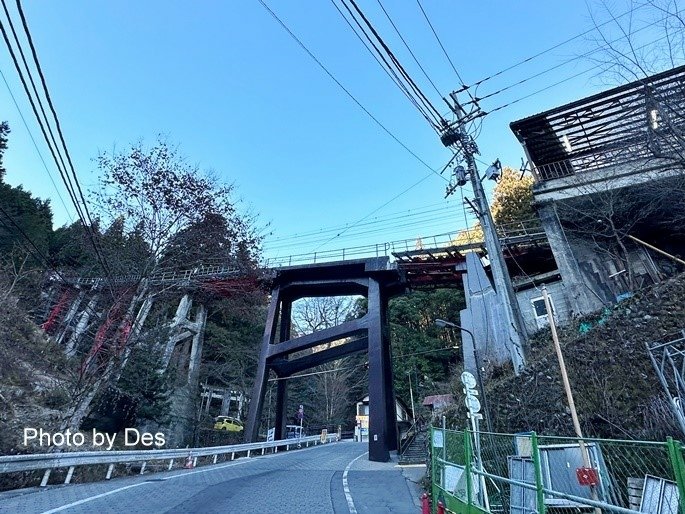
0;441;424;513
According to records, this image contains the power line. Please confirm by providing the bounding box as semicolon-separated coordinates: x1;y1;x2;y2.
13;0;107;263
483;32;671;116
414;0;476;105
344;0;445;125
309;152;460;252
375;0;443;98
0;66;72;218
266;216;464;254
256;0;445;178
468;15;666;106
265;199;457;244
330;0;441;130
414;0;463;86
0;11;85;222
0;0;113;282
0;203;67;281
467;2;645;90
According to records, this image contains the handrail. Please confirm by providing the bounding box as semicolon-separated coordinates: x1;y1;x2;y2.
54;222;550;286
0;433;339;486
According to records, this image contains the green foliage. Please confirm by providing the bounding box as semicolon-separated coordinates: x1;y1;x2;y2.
117;338;173;424
491;167;535;225
49;221;98;270
201;293;266;397
0;183;53;260
388;289;465;415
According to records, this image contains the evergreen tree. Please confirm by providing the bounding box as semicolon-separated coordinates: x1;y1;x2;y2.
491;167;535;225
0;121;9;181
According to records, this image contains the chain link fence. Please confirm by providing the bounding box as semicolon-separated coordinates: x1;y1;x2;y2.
430;427;685;514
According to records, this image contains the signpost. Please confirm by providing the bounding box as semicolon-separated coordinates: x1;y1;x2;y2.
462;371;489;511
297;405;304;447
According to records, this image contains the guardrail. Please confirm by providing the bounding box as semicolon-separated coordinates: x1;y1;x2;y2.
0;433;339;488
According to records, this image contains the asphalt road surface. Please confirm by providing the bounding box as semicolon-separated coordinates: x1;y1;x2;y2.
0;441;423;513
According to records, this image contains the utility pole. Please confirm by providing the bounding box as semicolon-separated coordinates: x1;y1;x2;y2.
440;92;527;373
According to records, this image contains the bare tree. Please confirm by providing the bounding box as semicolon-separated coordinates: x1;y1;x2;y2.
60;138;260;431
291;296;365;427
587;0;685;81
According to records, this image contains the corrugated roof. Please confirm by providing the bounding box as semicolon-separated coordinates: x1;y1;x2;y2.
422;394;454;406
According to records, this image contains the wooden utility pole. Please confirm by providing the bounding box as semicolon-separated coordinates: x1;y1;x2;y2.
542;285;601;511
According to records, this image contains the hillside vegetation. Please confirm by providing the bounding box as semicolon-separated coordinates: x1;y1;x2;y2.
0;299;70;456
480;272;685;440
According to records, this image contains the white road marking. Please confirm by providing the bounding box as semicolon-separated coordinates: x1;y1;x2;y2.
38;442;335;513
39;458;253;513
342;451;368;514
39;482;148;514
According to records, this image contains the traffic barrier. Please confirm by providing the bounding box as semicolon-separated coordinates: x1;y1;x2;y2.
0;433;339;488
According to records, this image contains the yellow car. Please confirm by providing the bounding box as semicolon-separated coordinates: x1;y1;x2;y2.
214;416;244;432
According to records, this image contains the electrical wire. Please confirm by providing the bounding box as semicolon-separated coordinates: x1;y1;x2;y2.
483;32;671;116
0;203;67;281
0;66;72;218
375;0;443;98
0;1;113;286
468;15;666;106
344;0;445;126
264;207;459;251
256;0;444;179
13;0;112;278
467;2;646;90
265;199;457;243
414;0;475;104
330;0;441;131
309;152;460;252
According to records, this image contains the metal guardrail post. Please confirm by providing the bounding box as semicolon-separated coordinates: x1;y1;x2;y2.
465;428;473;509
531;432;546;514
666;437;685;514
430;427;436;514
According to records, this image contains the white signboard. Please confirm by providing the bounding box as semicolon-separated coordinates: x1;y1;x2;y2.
266;428;275;442
432;429;444;448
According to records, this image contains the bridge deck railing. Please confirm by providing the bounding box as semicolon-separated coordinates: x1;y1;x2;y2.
57;222;550;285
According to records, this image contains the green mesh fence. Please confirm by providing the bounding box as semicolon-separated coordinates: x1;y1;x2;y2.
430;428;685;514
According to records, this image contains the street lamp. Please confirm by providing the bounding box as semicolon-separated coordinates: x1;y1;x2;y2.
406;370;416;425
434;319;493;433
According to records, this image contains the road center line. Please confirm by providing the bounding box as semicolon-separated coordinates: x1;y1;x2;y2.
342;451;368;514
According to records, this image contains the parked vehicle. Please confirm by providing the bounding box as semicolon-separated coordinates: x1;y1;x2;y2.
214;416;244;432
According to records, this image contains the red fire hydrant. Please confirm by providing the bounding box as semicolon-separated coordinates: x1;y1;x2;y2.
421;493;430;514
184;454;194;469
437;500;445;514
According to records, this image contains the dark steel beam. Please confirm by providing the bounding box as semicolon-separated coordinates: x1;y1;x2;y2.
266;317;368;359
274;300;292;441
245;288;281;442
367;277;390;462
271;337;369;376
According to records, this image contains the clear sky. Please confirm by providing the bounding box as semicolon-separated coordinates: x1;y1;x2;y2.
0;0;666;261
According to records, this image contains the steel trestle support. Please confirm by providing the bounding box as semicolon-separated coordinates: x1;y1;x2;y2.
244;258;404;462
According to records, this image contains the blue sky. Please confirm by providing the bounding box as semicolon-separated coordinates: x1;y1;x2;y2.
0;1;665;261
